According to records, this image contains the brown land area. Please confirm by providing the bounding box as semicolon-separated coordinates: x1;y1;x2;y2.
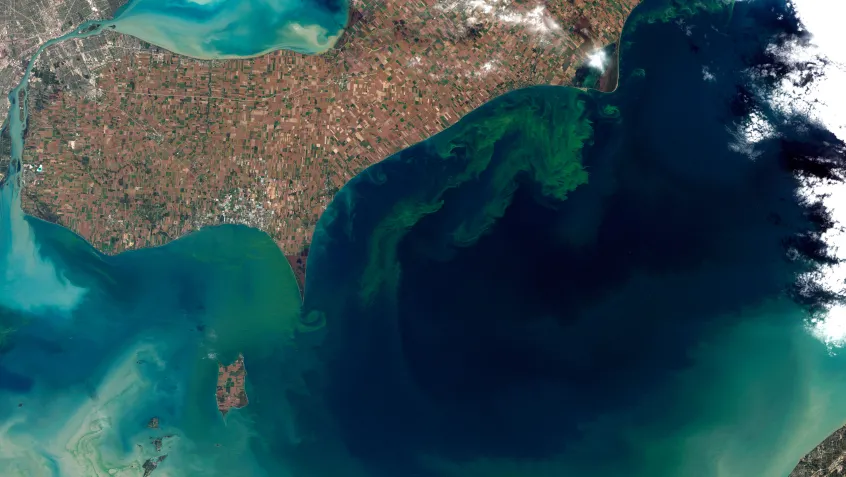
792;425;846;477
20;0;637;293
14;0;846;470
215;353;248;418
142;455;167;477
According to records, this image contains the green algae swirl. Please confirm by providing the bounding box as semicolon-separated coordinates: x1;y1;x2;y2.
3;0;843;476
294;1;846;476
355;88;593;305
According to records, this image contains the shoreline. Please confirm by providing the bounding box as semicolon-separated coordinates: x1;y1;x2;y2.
10;0;642;299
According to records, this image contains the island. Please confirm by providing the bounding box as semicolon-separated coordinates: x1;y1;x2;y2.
216;353;249;418
147;416;159;429
4;0;846;474
142;455;167;477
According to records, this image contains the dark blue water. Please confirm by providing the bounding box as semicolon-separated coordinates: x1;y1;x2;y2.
296;1;846;476
3;0;846;475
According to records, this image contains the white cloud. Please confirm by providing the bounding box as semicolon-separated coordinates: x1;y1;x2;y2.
702;65;715;82
794;173;846;352
762;0;846;349
588;50;606;72
438;0;562;36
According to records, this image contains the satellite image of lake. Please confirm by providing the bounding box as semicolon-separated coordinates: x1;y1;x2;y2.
2;0;846;475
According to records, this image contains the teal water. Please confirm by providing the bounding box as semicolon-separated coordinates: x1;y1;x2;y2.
1;10;309;476
1;214;305;475
111;0;348;58
3;0;846;475
295;1;846;476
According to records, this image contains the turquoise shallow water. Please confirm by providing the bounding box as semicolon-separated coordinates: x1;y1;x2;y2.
0;212;305;476
3;0;846;475
111;0;348;58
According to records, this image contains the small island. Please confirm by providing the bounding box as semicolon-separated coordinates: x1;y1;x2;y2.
216;353;249;418
142;455;167;477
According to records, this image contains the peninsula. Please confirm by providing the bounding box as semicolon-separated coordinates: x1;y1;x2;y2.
18;0;638;293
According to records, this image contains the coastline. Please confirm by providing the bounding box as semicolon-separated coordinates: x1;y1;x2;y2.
109;0;350;59
2;0;354;301
12;0;642;303
5;0;846;475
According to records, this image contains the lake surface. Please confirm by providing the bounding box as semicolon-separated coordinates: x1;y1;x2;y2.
111;0;348;58
299;0;846;475
3;0;846;475
0;217;304;476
